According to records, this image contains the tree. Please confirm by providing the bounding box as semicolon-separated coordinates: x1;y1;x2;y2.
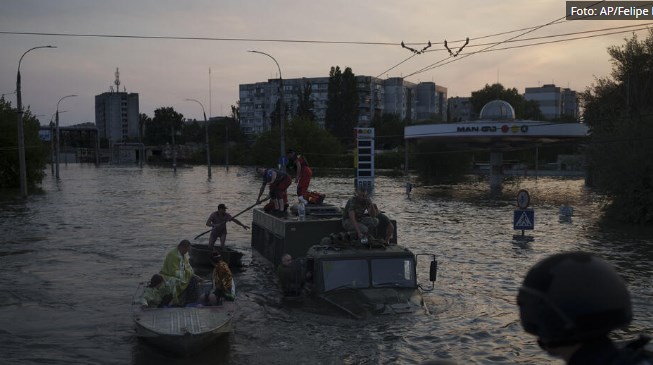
295;80;316;121
325;66;358;144
230;102;240;123
0;98;49;190
139;113;150;143
582;29;653;224
250;116;346;168
285;117;345;167
470;83;543;120
143;107;184;145
372;113;405;149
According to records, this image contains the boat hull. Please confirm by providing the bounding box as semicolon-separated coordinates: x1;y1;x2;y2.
133;303;236;355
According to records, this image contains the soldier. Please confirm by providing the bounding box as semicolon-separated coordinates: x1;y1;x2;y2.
517;252;652;365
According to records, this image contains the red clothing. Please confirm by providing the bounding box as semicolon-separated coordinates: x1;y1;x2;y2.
295;156;312;197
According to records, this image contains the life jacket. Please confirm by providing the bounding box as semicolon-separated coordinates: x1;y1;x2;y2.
303;191;325;204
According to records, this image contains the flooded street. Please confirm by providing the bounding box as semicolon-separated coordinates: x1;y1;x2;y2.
0;164;651;365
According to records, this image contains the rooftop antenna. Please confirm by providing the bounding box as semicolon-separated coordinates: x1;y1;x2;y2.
114;68;120;93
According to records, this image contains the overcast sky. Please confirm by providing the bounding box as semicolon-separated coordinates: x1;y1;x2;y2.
1;0;651;126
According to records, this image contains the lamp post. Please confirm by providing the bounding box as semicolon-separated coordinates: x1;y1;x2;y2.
185;98;211;179
248;50;285;172
49;111;66;176
55;94;77;179
16;45;56;197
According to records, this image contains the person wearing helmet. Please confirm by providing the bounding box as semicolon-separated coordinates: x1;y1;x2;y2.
517;252;652;365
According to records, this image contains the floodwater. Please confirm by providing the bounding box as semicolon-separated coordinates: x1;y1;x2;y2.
0;164;651;365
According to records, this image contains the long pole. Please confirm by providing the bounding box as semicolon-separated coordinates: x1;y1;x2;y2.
248;50;285;172
225;122;229;170
55;94;77;179
185;98;211;179
16;45;56;197
171;124;177;173
49;120;55;176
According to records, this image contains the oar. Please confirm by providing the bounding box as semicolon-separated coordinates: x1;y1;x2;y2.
194;197;271;240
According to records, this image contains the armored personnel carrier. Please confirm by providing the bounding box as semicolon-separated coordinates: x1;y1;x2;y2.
251;203;437;318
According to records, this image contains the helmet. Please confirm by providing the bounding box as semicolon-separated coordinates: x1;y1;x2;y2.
517;252;632;346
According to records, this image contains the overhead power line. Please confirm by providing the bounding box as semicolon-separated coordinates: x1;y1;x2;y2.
375;22;651;79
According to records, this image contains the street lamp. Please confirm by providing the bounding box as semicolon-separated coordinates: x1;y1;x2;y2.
184;98;211;179
16;45;56;197
49;110;66;176
248;50;286;172
55;94;77;179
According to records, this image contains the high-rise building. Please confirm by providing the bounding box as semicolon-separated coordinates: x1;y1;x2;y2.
524;84;578;120
239;75;447;137
448;96;475;122
95;68;140;143
416;82;448;121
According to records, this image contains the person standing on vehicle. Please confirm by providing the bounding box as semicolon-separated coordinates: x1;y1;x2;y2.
205;203;249;250
287;149;313;198
517;251;652;365
256;167;292;215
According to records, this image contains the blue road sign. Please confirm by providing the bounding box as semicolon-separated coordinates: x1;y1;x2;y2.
514;209;535;230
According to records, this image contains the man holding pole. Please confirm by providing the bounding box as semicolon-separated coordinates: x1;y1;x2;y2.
205;203;249;250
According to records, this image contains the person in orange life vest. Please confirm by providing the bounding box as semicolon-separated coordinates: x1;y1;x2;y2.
287;149;312;198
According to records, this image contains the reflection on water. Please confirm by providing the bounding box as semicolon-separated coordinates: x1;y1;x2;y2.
0;165;651;364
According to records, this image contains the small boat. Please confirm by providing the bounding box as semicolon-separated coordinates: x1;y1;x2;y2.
132;283;236;355
189;243;244;269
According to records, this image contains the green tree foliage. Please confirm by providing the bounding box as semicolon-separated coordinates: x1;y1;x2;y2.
295;80;316;121
286;117;345;168
208;117;249;165
470;83;543;120
230;103;240;122
251;117;346;168
143;107;184;145
372;113;405;149
270;98;289;130
0;98;49;189
582;29;653;224
138;113;150;142
325;66;358;144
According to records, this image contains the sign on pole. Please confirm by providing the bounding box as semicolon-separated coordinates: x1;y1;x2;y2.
513;209;535;230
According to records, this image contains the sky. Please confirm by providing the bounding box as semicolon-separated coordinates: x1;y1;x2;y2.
1;0;652;126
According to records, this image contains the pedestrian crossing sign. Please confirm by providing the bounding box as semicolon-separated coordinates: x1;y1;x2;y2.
514;209;534;230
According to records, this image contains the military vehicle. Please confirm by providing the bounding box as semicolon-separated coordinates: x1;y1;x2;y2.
251;203;437;318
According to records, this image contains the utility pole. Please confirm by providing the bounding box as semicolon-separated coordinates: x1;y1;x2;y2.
248;50;286;172
16;45;56;196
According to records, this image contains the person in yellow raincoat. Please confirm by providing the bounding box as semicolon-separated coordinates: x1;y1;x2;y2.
139;274;173;308
160;239;199;306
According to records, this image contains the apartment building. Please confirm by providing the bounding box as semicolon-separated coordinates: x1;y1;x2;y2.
524;84;578;120
239;75;447;138
94;69;140;142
